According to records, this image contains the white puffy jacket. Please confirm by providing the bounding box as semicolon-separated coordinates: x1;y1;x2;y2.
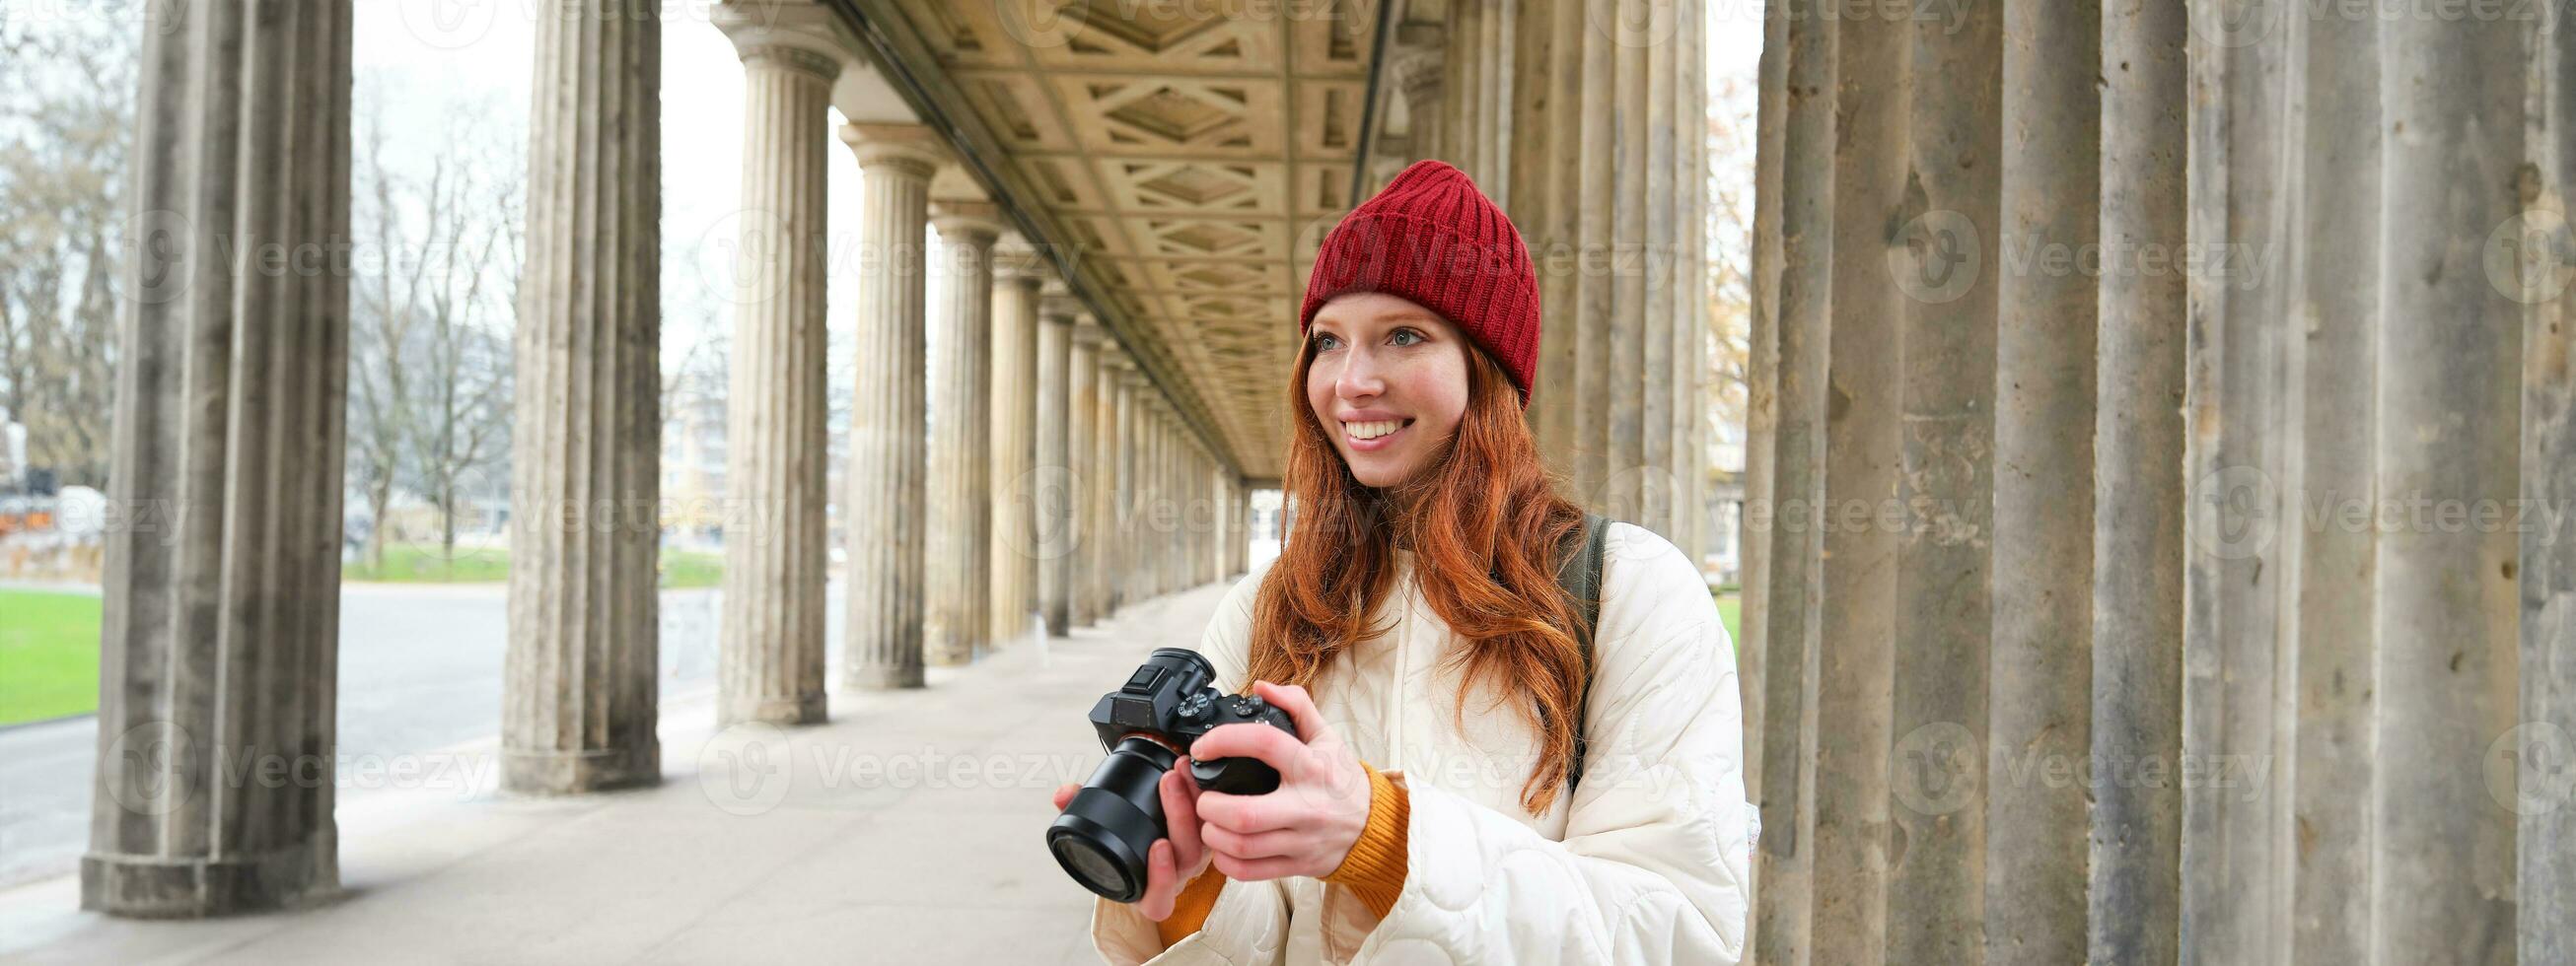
1092;522;1753;965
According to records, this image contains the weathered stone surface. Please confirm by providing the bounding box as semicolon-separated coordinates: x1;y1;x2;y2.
842;122;943;691
924;201;1003;667
504;0;665;794
714;40;838;723
87;0;354;918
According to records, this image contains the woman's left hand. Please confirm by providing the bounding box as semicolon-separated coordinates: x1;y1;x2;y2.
1186;680;1375;882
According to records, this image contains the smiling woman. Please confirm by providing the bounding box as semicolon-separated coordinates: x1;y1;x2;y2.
1057;160;1753;966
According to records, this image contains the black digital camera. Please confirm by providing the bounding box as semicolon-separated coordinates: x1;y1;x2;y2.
1045;648;1300;902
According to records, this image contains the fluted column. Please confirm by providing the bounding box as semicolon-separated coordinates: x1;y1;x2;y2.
925;200;1002;666
1096;354;1132;617
1393;34;1446;167
1064;317;1103;627
505;0;662;794
714;37;837;724
1479;0;1704;545
841;122;942;690
1440;0;1508;195
1143;405;1165;598
988;242;1045;646
1747;0;2576;960
1036;290;1076;636
87;0;351;918
1109;368;1138;609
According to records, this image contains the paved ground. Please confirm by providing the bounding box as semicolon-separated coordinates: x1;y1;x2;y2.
0;578;1228;965
0;581;758;888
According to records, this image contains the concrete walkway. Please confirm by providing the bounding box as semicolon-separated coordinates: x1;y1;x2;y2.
0;580;1235;965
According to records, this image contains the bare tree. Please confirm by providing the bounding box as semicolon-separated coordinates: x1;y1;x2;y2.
346;76;521;568
0;16;132;489
1704;70;1756;450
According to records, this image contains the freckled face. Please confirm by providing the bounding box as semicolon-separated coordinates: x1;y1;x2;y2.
1305;293;1472;488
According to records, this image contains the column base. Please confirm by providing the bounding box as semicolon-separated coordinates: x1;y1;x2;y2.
82;839;337;919
846;664;924;690
502;743;662;795
925;635;976;667
719;691;827;726
1042;605;1068;638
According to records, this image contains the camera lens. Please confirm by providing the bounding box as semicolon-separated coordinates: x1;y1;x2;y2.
1046;735;1179;902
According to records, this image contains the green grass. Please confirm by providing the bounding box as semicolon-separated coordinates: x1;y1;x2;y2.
0;589;105;725
1715;590;1741;651
343;544;724;588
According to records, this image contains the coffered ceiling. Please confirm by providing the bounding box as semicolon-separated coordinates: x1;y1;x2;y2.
859;0;1384;480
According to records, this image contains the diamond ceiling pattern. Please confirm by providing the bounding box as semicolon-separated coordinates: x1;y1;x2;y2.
888;0;1377;479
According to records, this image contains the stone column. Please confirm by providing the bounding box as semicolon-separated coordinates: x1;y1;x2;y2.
1746;0;2576;960
925;200;1002;666
714;36;838;723
1489;0;1704;540
1065;317;1103;627
986;240;1042;649
1144;406;1166;598
505;0;662;794
1097;355;1132;616
1109;343;1130;618
2090;3;2184;961
1033;285;1077;637
841;122;942;690
1439;0;1508;196
87;0;351;918
1393;32;1446;167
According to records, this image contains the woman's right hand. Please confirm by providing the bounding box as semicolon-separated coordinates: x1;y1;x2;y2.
1050;764;1215;921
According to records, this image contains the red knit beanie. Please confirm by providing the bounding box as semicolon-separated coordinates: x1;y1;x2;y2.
1299;160;1540;407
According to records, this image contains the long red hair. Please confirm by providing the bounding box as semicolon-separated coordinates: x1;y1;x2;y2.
1247;336;1589;816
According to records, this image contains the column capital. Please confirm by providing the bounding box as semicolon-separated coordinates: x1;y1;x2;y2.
994;236;1052;285
716;1;853;80
1391;42;1443;97
1072;314;1108;346
930;200;1009;244
841;122;946;179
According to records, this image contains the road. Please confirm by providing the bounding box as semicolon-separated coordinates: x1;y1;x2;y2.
0;579;851;887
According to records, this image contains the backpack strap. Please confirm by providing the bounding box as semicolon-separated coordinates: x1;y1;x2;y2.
1554;514;1610;792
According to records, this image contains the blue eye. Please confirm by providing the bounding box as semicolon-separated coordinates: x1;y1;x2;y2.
1390;328;1424;347
1313;332;1342;352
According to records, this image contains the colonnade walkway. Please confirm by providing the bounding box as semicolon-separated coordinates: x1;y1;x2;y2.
0;582;1235;964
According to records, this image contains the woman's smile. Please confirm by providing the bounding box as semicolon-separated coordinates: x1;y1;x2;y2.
1339;415;1414;450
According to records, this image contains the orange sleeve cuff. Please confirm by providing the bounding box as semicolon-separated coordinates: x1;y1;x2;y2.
1154;865;1229;948
1323;762;1409;919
